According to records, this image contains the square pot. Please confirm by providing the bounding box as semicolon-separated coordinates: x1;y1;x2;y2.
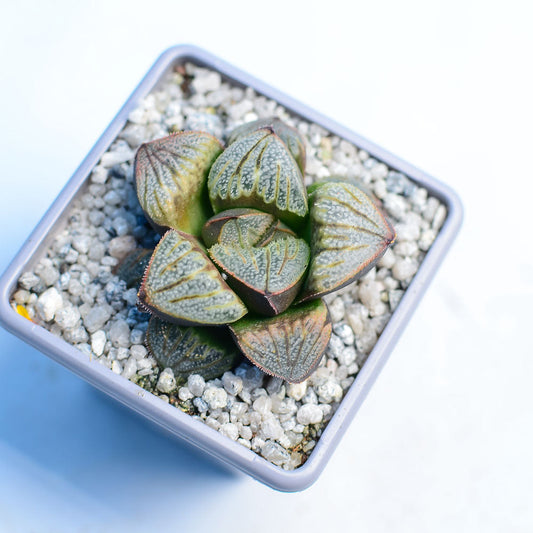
0;45;462;491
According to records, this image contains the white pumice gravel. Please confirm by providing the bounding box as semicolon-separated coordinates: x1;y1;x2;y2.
157;368;177;394
11;62;447;470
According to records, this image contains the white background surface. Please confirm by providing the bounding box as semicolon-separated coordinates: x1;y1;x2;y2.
1;1;532;531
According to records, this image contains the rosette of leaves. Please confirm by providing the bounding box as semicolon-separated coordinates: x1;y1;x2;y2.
121;119;395;385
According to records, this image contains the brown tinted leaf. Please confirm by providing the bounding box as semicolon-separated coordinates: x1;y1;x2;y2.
229;299;332;383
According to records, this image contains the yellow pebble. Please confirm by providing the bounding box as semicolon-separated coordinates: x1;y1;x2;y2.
16;304;32;321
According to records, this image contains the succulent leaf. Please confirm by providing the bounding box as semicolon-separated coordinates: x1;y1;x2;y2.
135;131;223;236
298;181;396;302
229;299;332;383
138;229;247;325
201;208;296;248
207;128;308;229
209;236;310;315
227;117;307;173
146;316;240;384
114;248;153;288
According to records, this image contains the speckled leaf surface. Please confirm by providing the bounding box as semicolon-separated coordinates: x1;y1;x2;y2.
138;229;247;325
146;316;240;384
229;299;332;383
135;131;223;236
201;208;296;248
113;248;153;288
299;181;396;302
209;236;310;315
227;117;307;173
207;128;308;228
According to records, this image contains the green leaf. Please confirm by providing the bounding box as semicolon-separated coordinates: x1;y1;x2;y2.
113;248;153;288
207;128;308;229
298;181;396;302
227;117;306;173
229;299;332;383
135;131;223;236
146;316;241;384
209;236;310;316
138;229;247;325
201;208;296;248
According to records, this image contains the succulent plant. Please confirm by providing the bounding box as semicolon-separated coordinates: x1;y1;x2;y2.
122;118;395;385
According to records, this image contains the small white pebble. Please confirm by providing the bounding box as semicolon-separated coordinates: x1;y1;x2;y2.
333;323;355;345
68;278;83;297
111;360;123;375
392;257;418;281
205;416;221;431
54;304;81;329
122;358;137;379
219;423;239;441
316;379;343;404
36;288;63;322
338;345;357;366
358;281;386;317
302;387;318;405
99;149;134;168
230;402;248;423
157;368;177;394
239;425;252;440
130;344;147;360
19;272;40;290
108;319;131;348
203;386;228;409
40;266;60;286
72;235;91;254
296;404;323;425
130;329;144;345
90;165;109;184
237;438;251;449
389;290;404;311
137;358;152;371
328;297;345;322
193;397;208;413
13;289;30;304
419;229;436;251
253;395;272;417
432;205;447;230
116;347;129;360
261;441;290;466
108;236;136;260
178;386;194;401
394;240;419;258
83;304;112;333
188;374;206;396
222;372;243;396
303;440;316;453
287;382;307;401
260;415;284;441
378;248;396;269
88;242;106;262
91;330;106;356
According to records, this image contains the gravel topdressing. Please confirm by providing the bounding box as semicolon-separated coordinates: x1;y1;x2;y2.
11;62;447;470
